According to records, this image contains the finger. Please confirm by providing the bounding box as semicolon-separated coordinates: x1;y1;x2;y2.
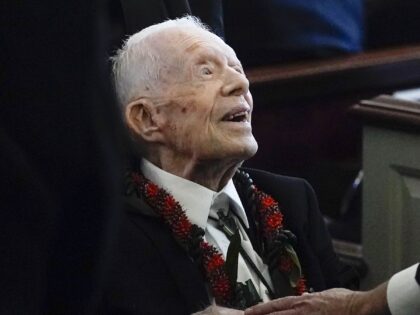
270;310;302;315
245;297;299;315
218;306;244;315
248;308;303;315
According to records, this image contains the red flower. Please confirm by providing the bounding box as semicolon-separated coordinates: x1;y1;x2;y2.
205;253;225;273
200;242;211;251
162;195;176;215
145;182;159;198
261;195;276;210
295;277;307;295
279;256;293;273
212;274;231;302
173;216;192;239
266;212;283;230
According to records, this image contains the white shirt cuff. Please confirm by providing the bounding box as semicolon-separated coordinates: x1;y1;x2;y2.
387;263;420;315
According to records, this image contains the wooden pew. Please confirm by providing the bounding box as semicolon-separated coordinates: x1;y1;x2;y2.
350;95;420;289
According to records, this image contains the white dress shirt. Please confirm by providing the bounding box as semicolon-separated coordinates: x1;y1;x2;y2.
387;263;420;315
141;159;273;302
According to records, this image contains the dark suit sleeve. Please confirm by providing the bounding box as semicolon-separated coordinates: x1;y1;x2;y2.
416;264;420;285
303;180;339;285
303;180;359;289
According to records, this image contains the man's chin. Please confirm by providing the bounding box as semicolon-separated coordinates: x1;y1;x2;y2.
244;136;258;155
195;138;258;162
242;142;258;160
229;140;258;162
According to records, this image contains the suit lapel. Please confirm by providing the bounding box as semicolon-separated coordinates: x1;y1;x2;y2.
125;198;210;312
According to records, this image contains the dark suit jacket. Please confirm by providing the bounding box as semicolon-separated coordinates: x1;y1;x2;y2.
100;168;351;315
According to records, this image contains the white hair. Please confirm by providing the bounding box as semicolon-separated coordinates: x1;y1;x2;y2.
111;16;210;108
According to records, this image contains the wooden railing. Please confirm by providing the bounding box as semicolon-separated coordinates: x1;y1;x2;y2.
351;94;420;131
246;45;420;104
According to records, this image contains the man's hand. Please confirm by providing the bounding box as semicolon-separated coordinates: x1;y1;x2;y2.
193;305;244;315
244;288;357;315
244;284;391;315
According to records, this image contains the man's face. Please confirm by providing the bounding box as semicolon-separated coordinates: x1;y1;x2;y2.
151;28;258;163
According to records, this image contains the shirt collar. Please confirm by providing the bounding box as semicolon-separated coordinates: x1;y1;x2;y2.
141;159;249;229
216;180;249;228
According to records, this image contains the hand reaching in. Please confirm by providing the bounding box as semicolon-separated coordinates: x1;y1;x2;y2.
244;284;390;315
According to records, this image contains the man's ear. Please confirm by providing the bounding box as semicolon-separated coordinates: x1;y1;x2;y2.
125;98;163;142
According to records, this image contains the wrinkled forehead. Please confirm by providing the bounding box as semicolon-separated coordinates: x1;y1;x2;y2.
151;27;240;65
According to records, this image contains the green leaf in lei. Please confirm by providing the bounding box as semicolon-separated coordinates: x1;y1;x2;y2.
225;230;241;287
284;244;303;287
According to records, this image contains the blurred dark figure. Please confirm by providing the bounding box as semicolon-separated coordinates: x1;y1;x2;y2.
0;1;225;314
189;0;224;38
223;0;364;67
109;0;224;53
366;0;420;49
0;1;124;314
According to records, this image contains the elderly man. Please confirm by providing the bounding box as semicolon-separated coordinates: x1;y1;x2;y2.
100;16;354;315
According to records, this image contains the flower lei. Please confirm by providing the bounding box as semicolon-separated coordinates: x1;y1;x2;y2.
252;188;307;296
129;171;307;308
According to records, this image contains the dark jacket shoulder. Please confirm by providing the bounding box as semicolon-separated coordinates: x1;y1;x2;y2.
100;201;209;315
243;167;348;290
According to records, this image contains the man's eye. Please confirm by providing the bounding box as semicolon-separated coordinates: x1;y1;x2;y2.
200;67;213;76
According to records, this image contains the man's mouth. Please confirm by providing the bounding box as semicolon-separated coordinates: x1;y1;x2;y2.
222;108;250;123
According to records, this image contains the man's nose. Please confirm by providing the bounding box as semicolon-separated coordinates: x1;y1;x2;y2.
221;70;249;97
